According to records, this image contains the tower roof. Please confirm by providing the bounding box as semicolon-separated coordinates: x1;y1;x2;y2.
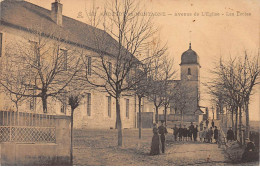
180;43;199;65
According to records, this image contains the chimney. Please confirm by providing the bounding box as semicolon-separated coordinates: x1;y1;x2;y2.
51;0;63;26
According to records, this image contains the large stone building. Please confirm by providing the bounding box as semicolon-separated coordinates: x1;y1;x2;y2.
0;0;137;129
0;0;204;129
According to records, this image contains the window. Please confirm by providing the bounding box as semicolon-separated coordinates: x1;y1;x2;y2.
107;96;111;117
108;62;112;76
125;99;129;118
29;40;38;66
141;98;144;112
126;71;130;81
60;49;68;71
170;106;174;114
87;93;91;116
61;102;66;114
0;33;2;57
30;97;36;111
188;68;191;75
87;57;92;75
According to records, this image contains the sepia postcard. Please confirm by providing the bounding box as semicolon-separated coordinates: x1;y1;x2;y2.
0;0;259;166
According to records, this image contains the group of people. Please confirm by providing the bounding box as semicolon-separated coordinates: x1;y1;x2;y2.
150;120;237;155
199;126;219;143
170;120;220;144
171;122;199;142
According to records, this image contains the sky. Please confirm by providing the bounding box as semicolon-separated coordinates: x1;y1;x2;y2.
26;0;260;121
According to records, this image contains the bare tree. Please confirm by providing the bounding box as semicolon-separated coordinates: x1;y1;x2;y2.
80;0;159;146
0;58;28;113
235;52;259;138
161;57;176;125
208;51;259;142
148;51;167;124
170;81;195;125
0;28;82;114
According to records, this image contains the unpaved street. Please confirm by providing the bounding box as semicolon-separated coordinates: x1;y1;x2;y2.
73;129;235;166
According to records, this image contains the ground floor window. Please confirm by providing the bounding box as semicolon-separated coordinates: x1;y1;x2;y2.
107;96;111;117
126;99;129;119
87;93;91;116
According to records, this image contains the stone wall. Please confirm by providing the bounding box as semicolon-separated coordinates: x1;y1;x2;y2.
0;115;71;166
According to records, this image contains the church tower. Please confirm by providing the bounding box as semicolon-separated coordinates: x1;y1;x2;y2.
180;43;201;114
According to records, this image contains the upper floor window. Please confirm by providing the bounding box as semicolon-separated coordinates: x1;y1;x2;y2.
108;62;112;76
60;49;68;71
86;56;92;76
30;97;36;111
29;40;38;60
61;102;66;114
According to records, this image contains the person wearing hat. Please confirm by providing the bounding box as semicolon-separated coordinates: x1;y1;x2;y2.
183;125;188;141
178;124;183;141
227;127;235;142
213;126;219;143
171;124;178;141
189;122;195;141
193;125;199;141
158;121;168;153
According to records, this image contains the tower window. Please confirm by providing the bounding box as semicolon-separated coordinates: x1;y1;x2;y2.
188;68;191;75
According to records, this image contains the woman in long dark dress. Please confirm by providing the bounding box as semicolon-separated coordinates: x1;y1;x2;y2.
150;124;160;155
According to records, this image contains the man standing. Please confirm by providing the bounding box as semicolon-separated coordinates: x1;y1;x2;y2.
211;120;215;128
208;127;214;143
206;119;209;128
172;124;178;141
214;126;219;144
193;125;198;141
189;122;195;141
178;124;183;141
200;121;204;131
227;127;235;142
183;125;188;141
158;121;168;153
202;127;207;142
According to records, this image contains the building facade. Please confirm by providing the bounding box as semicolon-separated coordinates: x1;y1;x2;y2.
0;0;137;129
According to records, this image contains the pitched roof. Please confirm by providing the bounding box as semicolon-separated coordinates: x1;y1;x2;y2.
0;0;131;58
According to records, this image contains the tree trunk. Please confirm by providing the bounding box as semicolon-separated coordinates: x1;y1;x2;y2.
70;108;74;166
231;107;234;130
235;106;238;140
164;104;167;126
238;105;242;143
245;100;250;139
116;96;122;146
41;95;48;114
181;111;183;125
138;96;142;139
155;106;159;124
15;102;19;114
